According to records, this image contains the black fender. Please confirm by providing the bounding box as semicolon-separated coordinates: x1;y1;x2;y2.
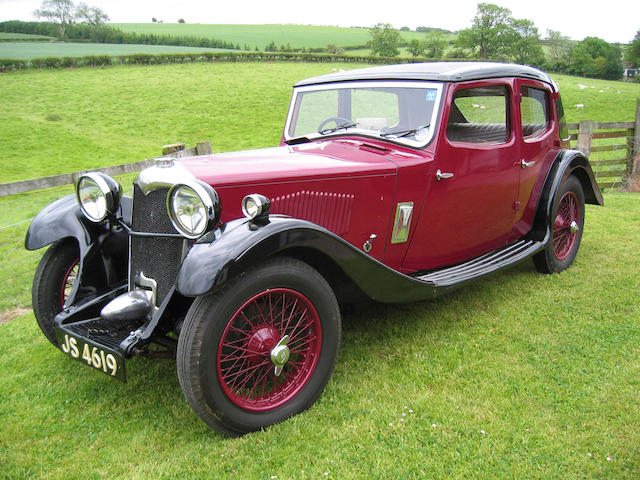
25;194;131;304
529;149;604;241
176;216;439;303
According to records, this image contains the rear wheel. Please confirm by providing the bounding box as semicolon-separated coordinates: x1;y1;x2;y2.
177;257;341;435
533;175;585;274
32;240;80;347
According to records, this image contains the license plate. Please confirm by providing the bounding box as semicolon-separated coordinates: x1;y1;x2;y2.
55;329;126;382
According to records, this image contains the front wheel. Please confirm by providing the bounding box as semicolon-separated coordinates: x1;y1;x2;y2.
32;240;80;347
177;257;341;435
533;175;585;274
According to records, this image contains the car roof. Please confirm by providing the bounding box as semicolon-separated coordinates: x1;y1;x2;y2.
295;62;557;91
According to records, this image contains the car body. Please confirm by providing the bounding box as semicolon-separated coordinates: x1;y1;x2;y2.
26;62;603;435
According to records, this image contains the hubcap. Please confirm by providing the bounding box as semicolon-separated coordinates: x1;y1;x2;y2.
270;335;290;376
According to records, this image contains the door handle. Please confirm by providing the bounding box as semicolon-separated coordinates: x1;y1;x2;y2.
436;169;454;181
521;159;536;168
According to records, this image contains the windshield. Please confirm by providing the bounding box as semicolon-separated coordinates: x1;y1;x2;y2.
285;81;443;147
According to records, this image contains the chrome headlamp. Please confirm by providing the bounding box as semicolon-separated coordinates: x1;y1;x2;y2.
241;194;271;220
167;180;221;239
75;172;122;223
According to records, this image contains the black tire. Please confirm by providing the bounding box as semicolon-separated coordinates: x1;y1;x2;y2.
533;175;585;274
177;256;341;435
32;240;79;347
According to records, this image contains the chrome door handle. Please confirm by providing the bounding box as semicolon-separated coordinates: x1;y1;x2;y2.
521;159;536;168
436;169;454;181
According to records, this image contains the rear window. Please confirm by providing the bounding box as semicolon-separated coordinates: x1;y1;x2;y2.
520;86;550;139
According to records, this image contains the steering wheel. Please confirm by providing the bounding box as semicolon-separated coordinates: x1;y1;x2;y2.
317;117;354;134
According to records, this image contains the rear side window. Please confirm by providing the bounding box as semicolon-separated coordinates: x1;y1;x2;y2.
446;85;510;144
520;86;550;139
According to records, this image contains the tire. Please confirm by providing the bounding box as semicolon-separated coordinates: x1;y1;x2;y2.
177;256;341;435
533;175;585;274
32;240;80;347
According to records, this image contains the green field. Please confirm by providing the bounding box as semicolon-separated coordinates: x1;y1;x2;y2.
1;192;638;479
0;32;53;41
0;41;231;59
1;63;639;184
111;23;449;50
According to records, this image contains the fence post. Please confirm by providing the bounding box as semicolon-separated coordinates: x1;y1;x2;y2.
577;120;594;156
633;99;640;176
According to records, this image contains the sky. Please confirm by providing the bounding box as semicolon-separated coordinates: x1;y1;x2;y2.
0;0;638;44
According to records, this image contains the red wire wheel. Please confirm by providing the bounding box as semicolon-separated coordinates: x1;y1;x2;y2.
533;175;585;274
177;257;341;435
32;240;80;347
217;288;322;411
552;191;580;261
60;259;79;308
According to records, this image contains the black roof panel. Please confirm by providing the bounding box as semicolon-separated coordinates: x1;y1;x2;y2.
296;62;556;90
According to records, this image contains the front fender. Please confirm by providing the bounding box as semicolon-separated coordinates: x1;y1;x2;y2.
176;216;439;303
25;194;130;303
25;194;97;256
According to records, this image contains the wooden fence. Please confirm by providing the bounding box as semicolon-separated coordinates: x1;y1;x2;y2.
570;98;640;189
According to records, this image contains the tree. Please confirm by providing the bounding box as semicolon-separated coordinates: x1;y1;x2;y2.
546;29;572;71
569;37;623;80
625;30;640;67
75;3;109;29
369;23;401;57
407;39;426;57
456;3;512;59
33;0;75;37
152;17;157;23
505;18;544;66
424;31;447;58
178;18;185;24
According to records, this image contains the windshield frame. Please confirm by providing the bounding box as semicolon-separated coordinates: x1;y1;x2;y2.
284;80;445;148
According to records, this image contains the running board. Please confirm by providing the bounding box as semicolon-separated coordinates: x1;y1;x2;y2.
414;239;544;289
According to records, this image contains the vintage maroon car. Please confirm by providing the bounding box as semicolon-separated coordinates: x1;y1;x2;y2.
26;62;603;435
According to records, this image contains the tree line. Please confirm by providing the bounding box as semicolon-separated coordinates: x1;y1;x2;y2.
369;3;636;80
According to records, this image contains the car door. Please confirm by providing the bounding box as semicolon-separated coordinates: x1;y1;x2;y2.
510;80;555;240
403;80;520;271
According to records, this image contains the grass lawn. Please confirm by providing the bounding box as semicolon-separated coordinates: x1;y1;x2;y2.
0;192;638;478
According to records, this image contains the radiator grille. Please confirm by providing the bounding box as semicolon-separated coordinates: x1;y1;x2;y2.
130;185;184;304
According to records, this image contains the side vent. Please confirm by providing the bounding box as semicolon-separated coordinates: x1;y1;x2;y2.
270;191;354;235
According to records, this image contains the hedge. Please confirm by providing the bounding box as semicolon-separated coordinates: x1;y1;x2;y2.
0;51;476;72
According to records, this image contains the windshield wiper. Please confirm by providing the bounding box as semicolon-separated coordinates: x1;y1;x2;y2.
318;122;358;135
380;124;431;138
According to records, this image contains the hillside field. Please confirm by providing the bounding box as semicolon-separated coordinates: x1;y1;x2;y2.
1;62;639;183
0;41;232;59
111;23;455;50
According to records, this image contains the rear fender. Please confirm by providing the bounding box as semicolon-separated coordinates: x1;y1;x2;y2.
530;149;603;241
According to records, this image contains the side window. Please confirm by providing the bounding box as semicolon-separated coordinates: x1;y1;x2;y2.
446;85;510;144
520;86;550;139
